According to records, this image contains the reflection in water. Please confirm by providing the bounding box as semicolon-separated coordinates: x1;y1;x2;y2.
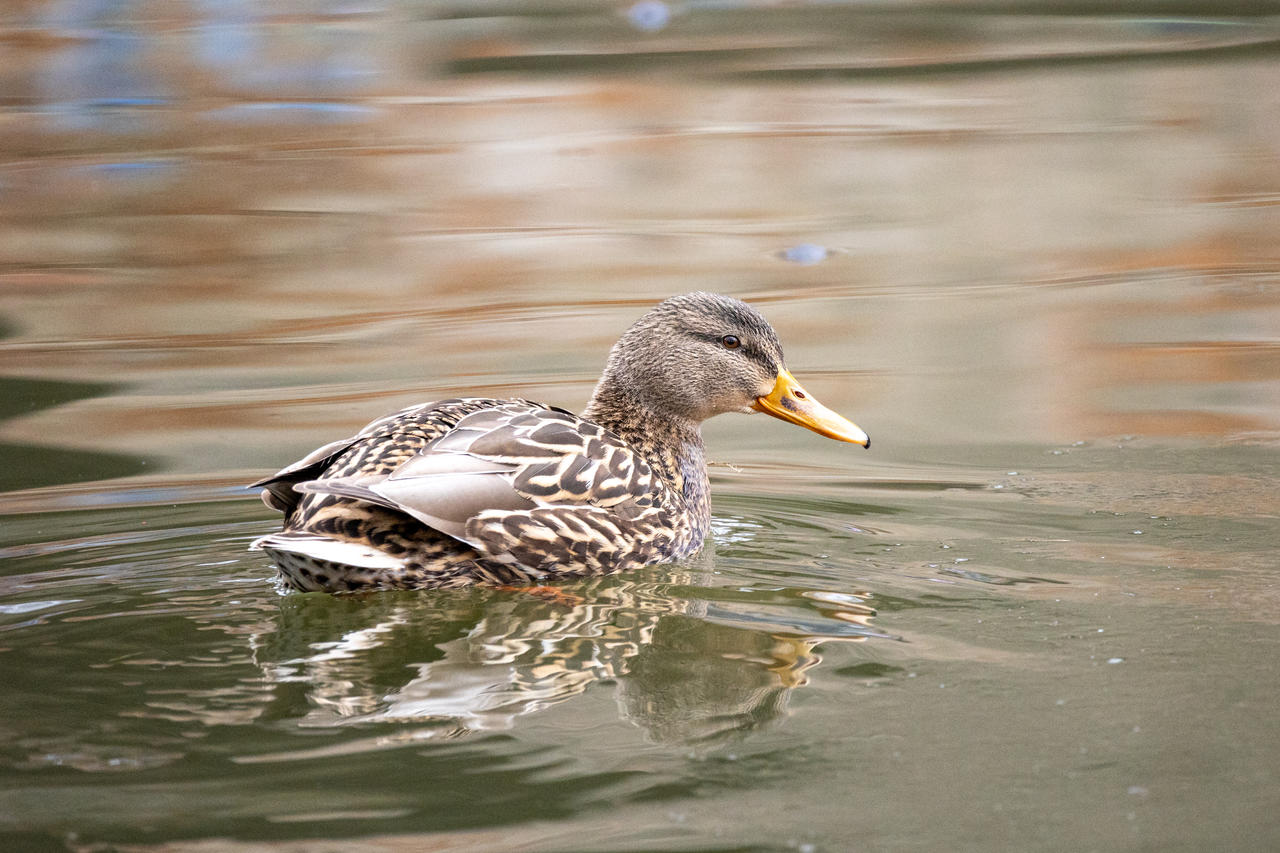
0;374;148;491
244;559;885;748
36;0;384;133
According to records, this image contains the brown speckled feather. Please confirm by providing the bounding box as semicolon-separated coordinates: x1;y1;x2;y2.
251;398;694;591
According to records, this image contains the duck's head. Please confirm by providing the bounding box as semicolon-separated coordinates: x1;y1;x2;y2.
592;292;869;447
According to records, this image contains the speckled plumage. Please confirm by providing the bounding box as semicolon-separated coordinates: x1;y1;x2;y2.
251;293;868;592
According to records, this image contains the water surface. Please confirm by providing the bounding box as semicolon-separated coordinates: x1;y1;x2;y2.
2;3;1279;851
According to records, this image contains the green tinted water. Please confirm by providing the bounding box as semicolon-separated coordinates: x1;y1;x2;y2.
2;3;1279;851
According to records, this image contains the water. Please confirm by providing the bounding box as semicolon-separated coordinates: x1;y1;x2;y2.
2;2;1279;851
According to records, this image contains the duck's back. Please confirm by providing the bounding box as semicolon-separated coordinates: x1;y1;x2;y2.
251;398;692;591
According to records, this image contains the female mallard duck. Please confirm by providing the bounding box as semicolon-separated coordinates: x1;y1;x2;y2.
251;292;868;592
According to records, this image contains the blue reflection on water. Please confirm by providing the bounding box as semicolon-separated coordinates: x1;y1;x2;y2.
32;0;386;131
208;102;379;124
628;1;672;33
72;159;180;190
781;243;829;265
80;160;174;174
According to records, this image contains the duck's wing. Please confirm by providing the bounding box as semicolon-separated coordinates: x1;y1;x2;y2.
294;401;668;577
251;435;362;513
250;398;482;514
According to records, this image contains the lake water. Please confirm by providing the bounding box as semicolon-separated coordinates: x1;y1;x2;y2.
2;3;1279;851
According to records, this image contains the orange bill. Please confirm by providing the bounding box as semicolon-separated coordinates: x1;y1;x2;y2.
753;369;870;447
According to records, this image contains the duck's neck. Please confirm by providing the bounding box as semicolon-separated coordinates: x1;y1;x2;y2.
582;383;711;536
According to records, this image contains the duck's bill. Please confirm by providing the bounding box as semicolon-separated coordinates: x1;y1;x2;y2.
753;369;870;448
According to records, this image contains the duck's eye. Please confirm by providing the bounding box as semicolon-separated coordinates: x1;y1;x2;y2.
721;335;741;350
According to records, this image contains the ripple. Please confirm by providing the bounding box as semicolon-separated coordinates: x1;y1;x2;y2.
15;740;184;773
0;599;79;615
935;565;1069;587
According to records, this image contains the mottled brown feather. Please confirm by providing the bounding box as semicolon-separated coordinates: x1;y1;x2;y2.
252;398;688;590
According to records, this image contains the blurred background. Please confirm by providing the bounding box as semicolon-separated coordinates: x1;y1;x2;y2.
1;2;1279;851
3;0;1278;490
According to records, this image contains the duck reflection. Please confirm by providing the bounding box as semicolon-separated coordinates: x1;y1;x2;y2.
249;556;886;745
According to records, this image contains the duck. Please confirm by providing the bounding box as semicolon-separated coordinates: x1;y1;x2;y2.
250;292;869;592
